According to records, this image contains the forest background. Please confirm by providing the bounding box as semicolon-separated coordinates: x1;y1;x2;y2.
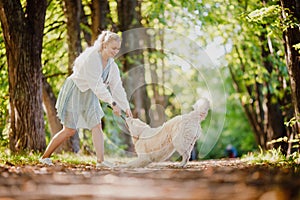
0;0;299;160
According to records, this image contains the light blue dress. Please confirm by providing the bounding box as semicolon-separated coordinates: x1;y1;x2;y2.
55;60;111;130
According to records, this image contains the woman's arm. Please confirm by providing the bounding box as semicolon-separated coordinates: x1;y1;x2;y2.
109;62;131;112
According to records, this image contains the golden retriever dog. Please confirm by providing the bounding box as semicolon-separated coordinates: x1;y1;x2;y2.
123;98;210;168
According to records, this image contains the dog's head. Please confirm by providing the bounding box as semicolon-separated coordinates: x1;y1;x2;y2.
125;117;150;143
192;98;210;120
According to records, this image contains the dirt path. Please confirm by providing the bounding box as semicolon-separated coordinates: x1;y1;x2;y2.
0;159;299;200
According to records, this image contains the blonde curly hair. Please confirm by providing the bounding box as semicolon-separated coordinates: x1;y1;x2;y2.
94;30;121;51
73;30;121;69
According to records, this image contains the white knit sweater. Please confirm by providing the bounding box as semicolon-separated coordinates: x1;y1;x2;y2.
70;50;130;111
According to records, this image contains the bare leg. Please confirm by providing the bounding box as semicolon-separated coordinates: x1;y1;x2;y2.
91;124;104;162
41;126;76;158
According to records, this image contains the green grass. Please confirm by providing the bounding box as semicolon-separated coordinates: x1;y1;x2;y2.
0;146;136;166
0;149;41;166
0;147;97;166
242;147;300;170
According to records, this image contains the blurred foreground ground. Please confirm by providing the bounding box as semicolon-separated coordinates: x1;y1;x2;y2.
0;159;299;200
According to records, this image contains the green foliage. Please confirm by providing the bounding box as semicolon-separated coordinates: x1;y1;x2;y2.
243;147;300;169
267;116;300;149
285;116;300;128
246;3;297;38
60;0;260;159
267;135;300;150
244;147;286;165
42;0;68;88
2;0;285;160
203;71;257;159
100;104;128;156
199;0;292;151
246;4;282;29
293;43;300;53
0;26;8;146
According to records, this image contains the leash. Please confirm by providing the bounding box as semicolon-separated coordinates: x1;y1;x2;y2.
106;105;140;140
107;105;127;121
107;104;132;134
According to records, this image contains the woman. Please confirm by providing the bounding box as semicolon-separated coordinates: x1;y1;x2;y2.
39;30;132;168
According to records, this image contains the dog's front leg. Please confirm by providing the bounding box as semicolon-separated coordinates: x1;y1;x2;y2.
178;155;189;168
170;158;188;168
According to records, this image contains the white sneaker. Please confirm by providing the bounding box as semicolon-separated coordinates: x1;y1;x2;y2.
39;157;53;165
96;160;115;168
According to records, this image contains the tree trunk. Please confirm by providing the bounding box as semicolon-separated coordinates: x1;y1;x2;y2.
42;77;62;136
91;0;111;42
148;33;168;127
63;0;82;74
280;0;300;132
117;0;149;119
117;0;150;152
0;0;47;152
80;4;92;46
60;0;83;153
259;28;287;151
230;41;288;151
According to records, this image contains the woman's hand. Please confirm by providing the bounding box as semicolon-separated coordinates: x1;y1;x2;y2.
125;109;133;118
112;104;121;116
